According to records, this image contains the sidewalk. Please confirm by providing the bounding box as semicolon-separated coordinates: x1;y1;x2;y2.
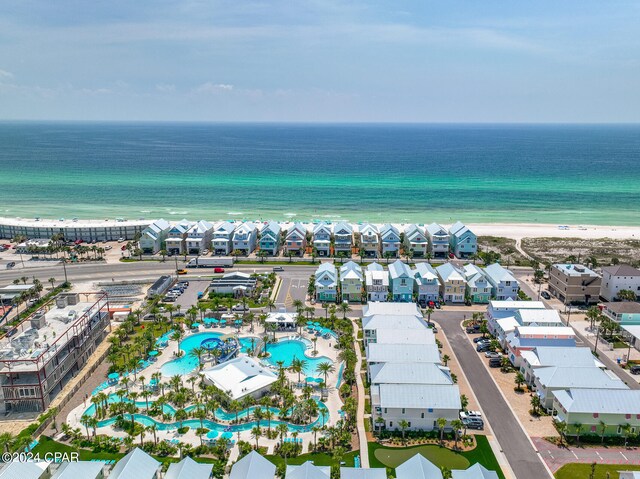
351;319;370;468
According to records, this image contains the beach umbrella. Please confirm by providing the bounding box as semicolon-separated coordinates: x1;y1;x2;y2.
108;372;119;380
313;322;320;326
314;378;323;384
192;323;201;328
234;319;242;324
221;431;233;440
211;318;219;324
306;321;313;326
148;350;159;357
305;376;315;383
220;319;227;325
206;430;219;439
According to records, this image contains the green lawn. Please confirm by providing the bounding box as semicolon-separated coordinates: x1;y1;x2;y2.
368;436;504;478
556;463;640;479
266;450;357;469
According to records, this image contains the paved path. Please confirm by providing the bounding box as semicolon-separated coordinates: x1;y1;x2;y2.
532;437;640;472
351;319;370;468
435;311;553;479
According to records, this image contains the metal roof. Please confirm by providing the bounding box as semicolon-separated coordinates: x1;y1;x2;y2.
388;260;413;280
395;453;443;479
601;264;640;277
340;468;387;479
553;388;640;414
524;346;598;368
370;362;452;385
165;457;213;479
230;451;276;479
377;383;461;409
0;462;48;479
451;463;499;479
534;366;628;390
367;343;441;364
362;314;428;332
363;302;421;317
374;328;435;345
285;462;330;479
51;462;104;479
109;448;160;479
483;263;517;284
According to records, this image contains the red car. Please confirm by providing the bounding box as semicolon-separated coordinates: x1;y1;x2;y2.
214;267;225;273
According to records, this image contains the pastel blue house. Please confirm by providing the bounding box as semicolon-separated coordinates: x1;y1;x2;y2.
413;262;440;303
380;224;401;258
313;222;332;257
462;264;492;303
315;262;338;302
449;221;477;258
388;260;414;302
259;221;281;256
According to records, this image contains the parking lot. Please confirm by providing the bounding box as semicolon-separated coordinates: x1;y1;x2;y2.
170;279;211;310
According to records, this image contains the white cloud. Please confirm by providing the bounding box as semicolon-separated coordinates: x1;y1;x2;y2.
0;69;14;79
193;82;234;93
155;83;176;92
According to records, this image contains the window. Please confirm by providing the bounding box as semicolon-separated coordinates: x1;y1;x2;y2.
389;422;393;428
421;412;424;418
428;408;433;413
384;408;387;414
402;408;405;414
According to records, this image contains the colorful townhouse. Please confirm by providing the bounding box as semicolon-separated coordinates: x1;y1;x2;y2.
506;326;576;367
448;221;477;258
413;262;441;304
258;221;281;256
380;224;401;258
462;264;492;303
232;222;258;255
211;222;236;255
333;222;353;257
285;223;307;256
165;220;193;255
138;219;171;254
388;260;414;302
425;223;450;258
403;224;428;257
340;261;364;302
435;263;466;303
185;220;214;254
312;222;332;257
483;263;520;300
358;223;380;258
315;262;338;303
365;262;389;302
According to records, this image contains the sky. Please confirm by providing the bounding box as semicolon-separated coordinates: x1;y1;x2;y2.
0;0;639;122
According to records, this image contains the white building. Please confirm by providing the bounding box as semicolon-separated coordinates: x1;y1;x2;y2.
203;357;277;400
380;224;401;258
486;300;546;338
600;264;640;301
51;462;104;479
519;346;603;384
315;262;338;303
365;263;389;302
232;222;258;255
0;217;149;242
483;263;519;300
165;457;213;479
185;220;214;254
403;224;428;257
138;219;171;254
212;222;237;255
229;451;276;479
358;223;380;258
286;462;330;479
110;448;161;479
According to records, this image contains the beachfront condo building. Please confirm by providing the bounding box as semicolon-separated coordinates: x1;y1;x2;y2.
358;223;380;257
403;224;428;257
185;220;214;254
388;260;414;302
285;223;307;256
211;222;236;255
413;262;441;303
552;389;640;438
549;264;602;305
258;221;281;256
340;261;364;302
380;224;401;258
315;263;338;302
333;222;354;256
425;223;450;258
0;293;110;413
600;264;640;301
483;263;520;300
138;219;171;254
461;264;492;303
312;222;332;257
232;222;258;255
165;220;193;255
448;221;477;258
0;217;149;242
435;263;466;303
365;263;389;302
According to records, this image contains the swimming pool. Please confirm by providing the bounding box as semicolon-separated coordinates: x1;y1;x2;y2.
265;339;332;377
160;332;258;376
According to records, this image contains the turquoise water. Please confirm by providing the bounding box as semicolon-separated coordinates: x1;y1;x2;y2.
160;332;257;376
1;123;640;225
265;339;332;377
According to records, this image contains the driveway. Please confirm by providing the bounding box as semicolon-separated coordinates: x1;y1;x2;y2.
532;437;640;472
435;310;553;479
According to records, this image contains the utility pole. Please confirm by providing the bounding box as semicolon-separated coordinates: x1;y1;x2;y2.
61;258;68;285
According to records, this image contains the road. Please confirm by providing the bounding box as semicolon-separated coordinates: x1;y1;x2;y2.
434;310;552;479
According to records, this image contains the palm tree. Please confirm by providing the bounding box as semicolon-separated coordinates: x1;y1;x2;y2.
289;357;307;384
437;417;447;445
80;414;92;440
316;361;335;385
599;420;607;444
251;425;262;449
277;423;288;446
147;424;158;445
621;423;632;447
555;421;568;446
514;372;525;392
190;346;205;370
442;354;450;366
573;422;584;446
530;395;542;416
375;416;385;433
338;302;351;319
398;419;409;444
0;432;14;453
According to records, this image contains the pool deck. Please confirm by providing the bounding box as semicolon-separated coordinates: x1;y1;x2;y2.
66;323;344;454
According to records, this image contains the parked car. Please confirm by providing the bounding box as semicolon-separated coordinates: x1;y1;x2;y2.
434;301;441;309
105;245;112;250
143;314;156;321
6;262;15;269
489;358;502;368
427;300;436;308
202;249;210;255
216;306;228;312
466;324;481;334
462;417;484;430
485;351;501;359
476;343;491;352
460;410;482;419
541;291;551;300
163;295;176;302
232;304;249;312
630;365;640;375
117;237;125;243
473;336;488;343
174;312;185;318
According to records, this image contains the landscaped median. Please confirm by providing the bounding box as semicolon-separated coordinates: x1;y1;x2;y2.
368;435;505;479
555;463;640;479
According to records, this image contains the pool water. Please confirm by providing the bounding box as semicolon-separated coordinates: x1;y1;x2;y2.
265;339;332;377
160;332;258;376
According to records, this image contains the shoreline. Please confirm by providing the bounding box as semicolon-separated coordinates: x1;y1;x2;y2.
0;216;638;241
